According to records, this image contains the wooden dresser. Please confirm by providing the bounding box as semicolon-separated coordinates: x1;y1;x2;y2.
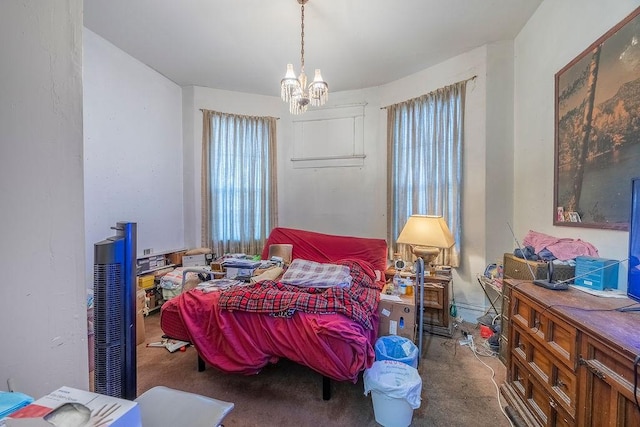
501;280;640;427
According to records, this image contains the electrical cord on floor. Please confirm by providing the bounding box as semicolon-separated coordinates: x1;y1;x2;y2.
463;336;515;427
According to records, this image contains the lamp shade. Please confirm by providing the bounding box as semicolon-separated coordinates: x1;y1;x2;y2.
396;215;455;249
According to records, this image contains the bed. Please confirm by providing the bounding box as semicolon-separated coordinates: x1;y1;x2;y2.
160;227;387;399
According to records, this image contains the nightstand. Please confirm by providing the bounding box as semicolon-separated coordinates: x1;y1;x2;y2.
385;268;453;338
420;274;453;337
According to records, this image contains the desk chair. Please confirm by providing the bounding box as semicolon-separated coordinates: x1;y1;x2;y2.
135;386;234;427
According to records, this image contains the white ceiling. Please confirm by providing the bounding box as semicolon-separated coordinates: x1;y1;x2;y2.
83;0;543;97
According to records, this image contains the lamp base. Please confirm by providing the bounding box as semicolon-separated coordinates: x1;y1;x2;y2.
412;246;440;276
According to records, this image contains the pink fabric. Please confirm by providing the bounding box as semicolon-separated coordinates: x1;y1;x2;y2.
160;228;387;382
522;230;599;261
161;290;378;382
260;227;388;272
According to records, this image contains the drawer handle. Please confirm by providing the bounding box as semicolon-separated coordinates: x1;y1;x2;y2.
579;357;606;380
555;379;565;388
549;399;557;409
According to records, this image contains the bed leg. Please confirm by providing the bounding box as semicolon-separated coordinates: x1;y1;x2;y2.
322;376;331;400
197;355;205;372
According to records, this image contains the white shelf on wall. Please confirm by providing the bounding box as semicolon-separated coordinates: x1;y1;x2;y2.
138;264;177;276
136;248;187;259
290;103;367;169
137;249;187;315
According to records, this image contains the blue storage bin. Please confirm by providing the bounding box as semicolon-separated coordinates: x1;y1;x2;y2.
574;256;619;290
374;335;419;368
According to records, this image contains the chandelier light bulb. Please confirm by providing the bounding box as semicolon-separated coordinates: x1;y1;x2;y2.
281;64;300;103
309;69;328;107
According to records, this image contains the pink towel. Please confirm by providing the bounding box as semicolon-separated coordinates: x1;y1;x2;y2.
522;230;599;261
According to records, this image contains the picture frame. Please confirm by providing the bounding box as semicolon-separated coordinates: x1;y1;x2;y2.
554;7;640;230
568;211;581;223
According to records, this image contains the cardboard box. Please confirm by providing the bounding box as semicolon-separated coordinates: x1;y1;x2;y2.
137;274;155;289
377;295;416;342
136;289;146;345
1;386;141;427
167;250;186;266
182;254;207;267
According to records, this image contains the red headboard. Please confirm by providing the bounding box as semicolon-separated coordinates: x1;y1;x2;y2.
260;227;388;272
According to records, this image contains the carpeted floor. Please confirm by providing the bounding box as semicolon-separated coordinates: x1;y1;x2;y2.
134;313;511;426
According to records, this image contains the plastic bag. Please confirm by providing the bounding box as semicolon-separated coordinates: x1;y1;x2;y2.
374;335;419;368
363;360;422;409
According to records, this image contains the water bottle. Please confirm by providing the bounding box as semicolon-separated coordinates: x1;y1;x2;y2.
393;272;401;296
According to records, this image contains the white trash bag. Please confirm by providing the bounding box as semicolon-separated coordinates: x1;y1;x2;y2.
363;360;422;409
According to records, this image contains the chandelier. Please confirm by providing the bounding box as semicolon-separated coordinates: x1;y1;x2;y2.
280;0;328;115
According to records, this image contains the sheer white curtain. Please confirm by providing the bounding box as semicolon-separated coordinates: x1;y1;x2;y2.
386;80;468;267
201;110;278;256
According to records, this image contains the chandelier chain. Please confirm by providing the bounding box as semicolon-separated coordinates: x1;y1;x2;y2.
280;0;327;114
300;4;305;71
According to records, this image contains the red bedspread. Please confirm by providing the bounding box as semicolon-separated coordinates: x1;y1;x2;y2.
160;227;387;383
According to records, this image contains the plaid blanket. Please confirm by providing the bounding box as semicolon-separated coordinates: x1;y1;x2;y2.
218;259;382;329
280;258;352;288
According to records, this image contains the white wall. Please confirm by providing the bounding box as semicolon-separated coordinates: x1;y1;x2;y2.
83;28;185;286
514;0;640;290
277;88;387;239
0;0;86;397
182;86;283;249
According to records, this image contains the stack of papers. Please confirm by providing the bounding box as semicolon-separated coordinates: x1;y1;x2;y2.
222;258;261;269
196;279;244;293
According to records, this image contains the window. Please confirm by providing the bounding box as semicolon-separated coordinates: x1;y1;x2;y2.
202;110;278;256
386;80;468;267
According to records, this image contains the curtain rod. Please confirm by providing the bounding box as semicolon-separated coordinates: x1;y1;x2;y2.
379;75;477;110
199;108;279;120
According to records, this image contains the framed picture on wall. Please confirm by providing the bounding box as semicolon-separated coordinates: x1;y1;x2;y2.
554;6;640;230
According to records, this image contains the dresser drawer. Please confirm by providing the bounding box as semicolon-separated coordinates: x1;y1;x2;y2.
422;306;445;327
528;372;576;427
512;289;577;370
579;335;640;427
415;278;452;336
508;355;529;402
511;324;577;417
420;283;444;309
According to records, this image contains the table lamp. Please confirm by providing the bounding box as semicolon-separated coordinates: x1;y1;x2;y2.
396;214;455;365
396;215;455;276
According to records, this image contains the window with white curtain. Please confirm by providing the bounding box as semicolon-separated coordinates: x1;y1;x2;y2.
201;110;278;256
386;80;469;267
